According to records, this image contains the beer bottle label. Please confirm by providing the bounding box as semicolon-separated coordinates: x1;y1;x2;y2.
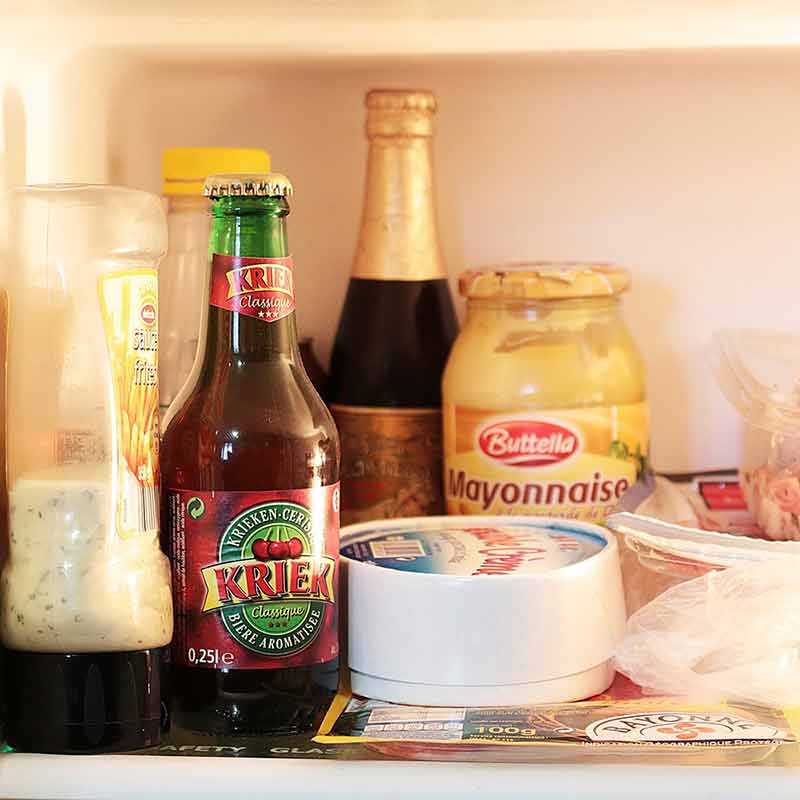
330;404;444;525
167;485;340;670
208;253;296;323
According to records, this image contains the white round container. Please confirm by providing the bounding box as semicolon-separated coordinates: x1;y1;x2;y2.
341;516;626;706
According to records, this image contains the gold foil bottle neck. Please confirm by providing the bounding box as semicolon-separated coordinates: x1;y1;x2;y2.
365;89;436;139
365;90;436;112
352;89;446;281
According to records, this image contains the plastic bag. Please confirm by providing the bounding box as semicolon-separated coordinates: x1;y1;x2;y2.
615;557;800;708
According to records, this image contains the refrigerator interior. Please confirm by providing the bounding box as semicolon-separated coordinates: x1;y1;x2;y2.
5;5;800;474
4;4;800;796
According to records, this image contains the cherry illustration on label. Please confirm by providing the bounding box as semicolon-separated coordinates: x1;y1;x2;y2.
251;536;306;562
251;539;271;561
267;540;289;560
288;537;303;558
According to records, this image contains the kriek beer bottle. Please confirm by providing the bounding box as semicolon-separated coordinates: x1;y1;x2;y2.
162;173;340;735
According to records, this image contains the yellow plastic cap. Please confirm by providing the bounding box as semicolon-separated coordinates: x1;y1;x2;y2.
162;148;271;195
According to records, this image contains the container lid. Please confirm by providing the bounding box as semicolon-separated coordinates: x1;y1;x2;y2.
711;328;800;436
342;519;604;575
342;516;626;706
162;148;271;195
459;262;630;300
9;184;167;267
204;172;293;199
2;648;165;753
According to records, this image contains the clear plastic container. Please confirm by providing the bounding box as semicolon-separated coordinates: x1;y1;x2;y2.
0;184;173;753
159;193;209;413
711;329;800;540
159;148;270;415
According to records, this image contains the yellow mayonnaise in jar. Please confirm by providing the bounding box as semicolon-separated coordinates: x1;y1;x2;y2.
443;263;648;522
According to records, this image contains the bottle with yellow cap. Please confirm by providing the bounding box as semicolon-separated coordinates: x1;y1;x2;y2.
443;263;649;522
328;89;458;524
160;147;270;417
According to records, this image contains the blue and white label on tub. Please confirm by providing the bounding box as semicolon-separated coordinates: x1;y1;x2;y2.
340;523;605;576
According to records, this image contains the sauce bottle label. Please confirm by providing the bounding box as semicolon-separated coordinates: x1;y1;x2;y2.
98;269;160;538
209;254;296;323
444;403;649;522
330;404;444;525
167;485;340;670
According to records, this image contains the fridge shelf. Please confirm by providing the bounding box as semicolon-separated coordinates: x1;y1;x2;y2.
5;1;800;58
3;744;800;800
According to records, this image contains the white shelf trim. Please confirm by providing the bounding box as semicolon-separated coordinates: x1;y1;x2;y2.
6;1;800;56
2;753;800;800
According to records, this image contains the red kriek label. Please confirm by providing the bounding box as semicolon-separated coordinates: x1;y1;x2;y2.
209;253;296;322
167;485;339;670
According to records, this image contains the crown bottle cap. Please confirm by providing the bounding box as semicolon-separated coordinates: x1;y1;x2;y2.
204;173;293;199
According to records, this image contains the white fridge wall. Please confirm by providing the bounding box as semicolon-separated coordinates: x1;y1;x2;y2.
6;10;800;473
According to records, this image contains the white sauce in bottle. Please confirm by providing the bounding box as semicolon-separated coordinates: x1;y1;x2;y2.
0;467;173;652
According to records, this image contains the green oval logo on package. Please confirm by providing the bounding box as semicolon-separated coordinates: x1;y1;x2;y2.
187;497;206;520
199;501;336;657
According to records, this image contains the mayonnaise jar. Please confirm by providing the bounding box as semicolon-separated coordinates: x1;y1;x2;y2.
443;263;649;522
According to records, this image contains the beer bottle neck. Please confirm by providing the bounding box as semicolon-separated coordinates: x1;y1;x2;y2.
202;196;299;365
351;132;446;282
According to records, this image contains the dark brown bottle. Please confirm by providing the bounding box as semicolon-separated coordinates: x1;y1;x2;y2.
328;89;458;524
161;173;340;736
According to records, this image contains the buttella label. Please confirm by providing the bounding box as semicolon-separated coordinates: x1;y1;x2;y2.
444;403;649;522
209;253;296;322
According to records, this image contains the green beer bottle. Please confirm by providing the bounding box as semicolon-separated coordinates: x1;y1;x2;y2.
161;174;341;735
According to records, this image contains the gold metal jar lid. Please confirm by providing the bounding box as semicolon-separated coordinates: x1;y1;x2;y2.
365;89;436;138
204;173;293;199
459;262;631;301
